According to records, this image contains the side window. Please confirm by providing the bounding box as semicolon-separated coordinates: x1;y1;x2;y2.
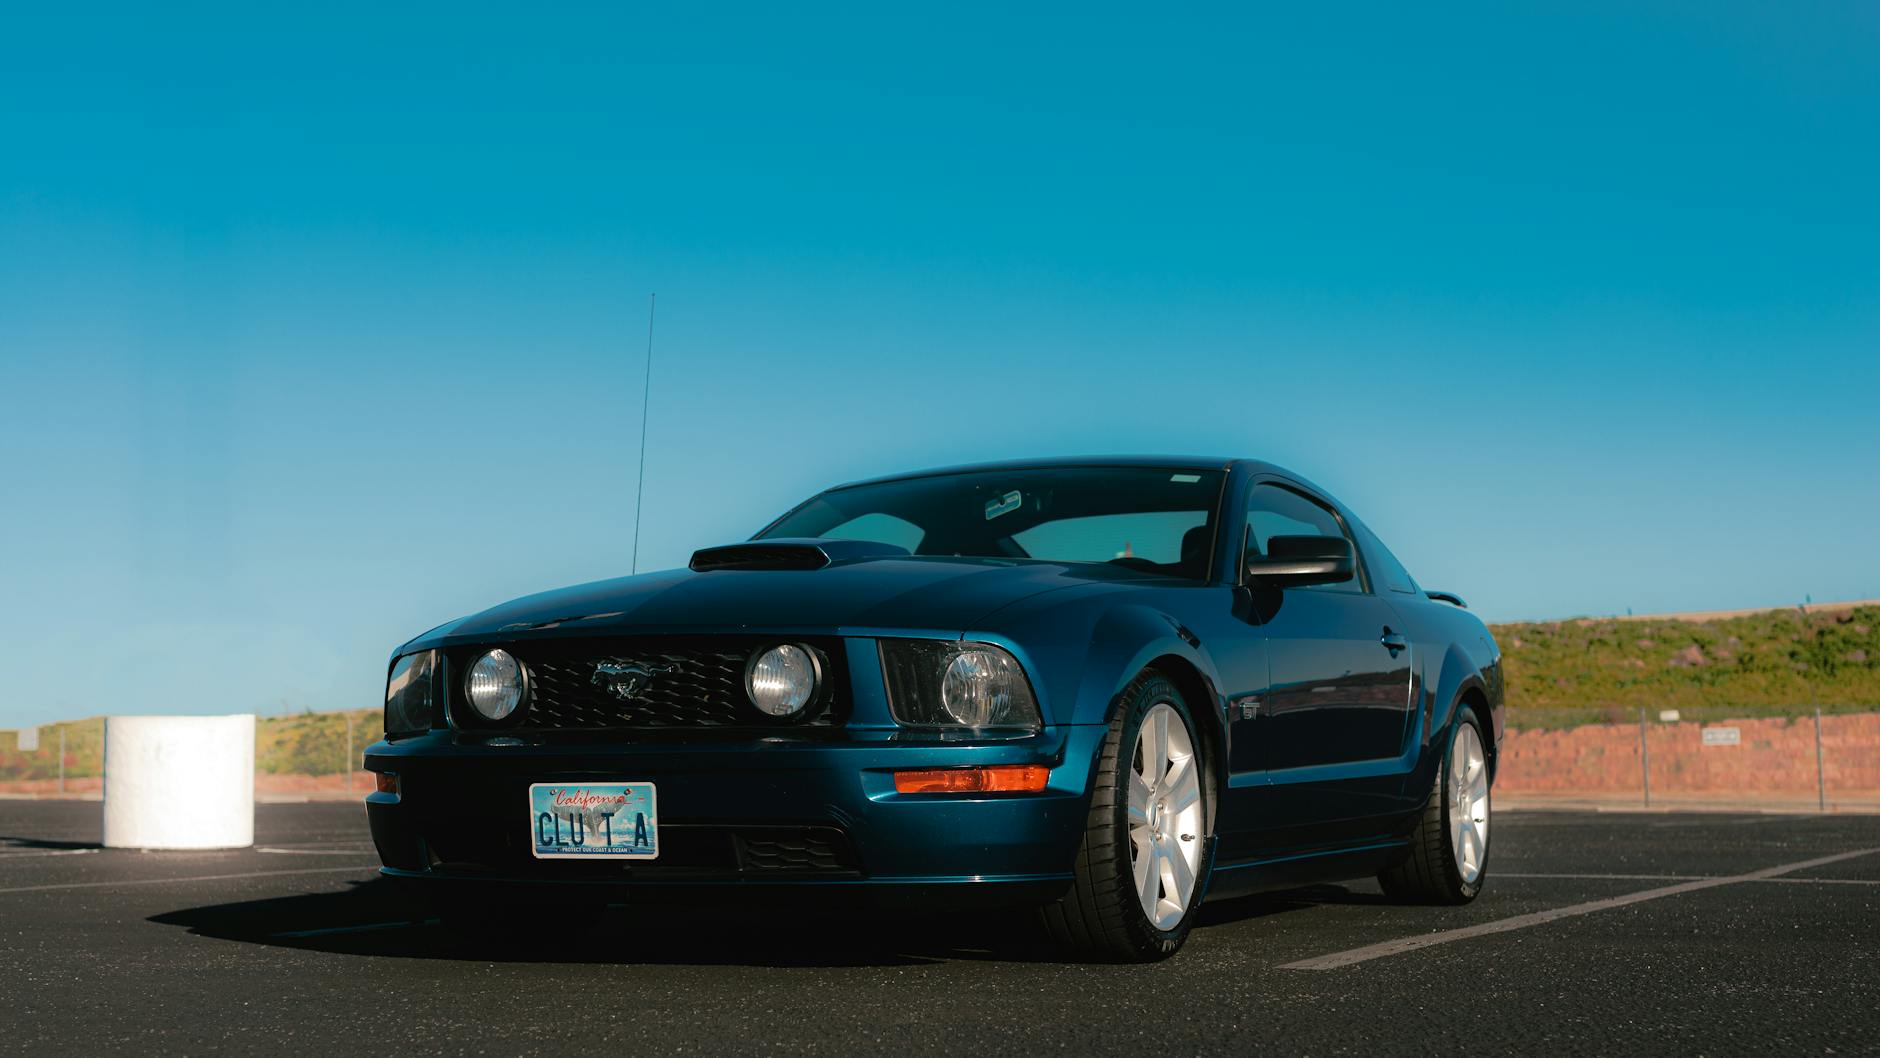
1245;484;1364;593
1355;521;1419;595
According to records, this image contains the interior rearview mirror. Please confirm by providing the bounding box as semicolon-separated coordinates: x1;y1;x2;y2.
1244;534;1354;588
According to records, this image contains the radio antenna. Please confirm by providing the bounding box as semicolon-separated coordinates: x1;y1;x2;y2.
630;293;656;574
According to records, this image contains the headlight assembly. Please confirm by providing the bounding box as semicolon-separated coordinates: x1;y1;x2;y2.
465;648;527;721
384;650;437;737
879;640;1041;730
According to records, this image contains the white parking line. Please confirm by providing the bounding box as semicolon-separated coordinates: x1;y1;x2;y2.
257;847;376;856
0;848;101;859
1281;847;1880;971
1500;871;1880;886
1498;872;1705;882
0;865;379;896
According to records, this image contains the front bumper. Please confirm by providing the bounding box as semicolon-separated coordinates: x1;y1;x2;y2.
364;726;1101;907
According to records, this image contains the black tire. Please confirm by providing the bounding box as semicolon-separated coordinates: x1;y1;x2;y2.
1040;670;1214;961
1378;705;1489;904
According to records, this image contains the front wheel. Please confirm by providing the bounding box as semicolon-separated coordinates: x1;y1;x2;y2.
1378;705;1490;903
1041;671;1212;961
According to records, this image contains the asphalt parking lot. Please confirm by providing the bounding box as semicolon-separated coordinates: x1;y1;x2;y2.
2;802;1876;1056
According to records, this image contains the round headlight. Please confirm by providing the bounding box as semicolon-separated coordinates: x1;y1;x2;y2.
466;648;525;720
941;648;1022;727
746;644;818;717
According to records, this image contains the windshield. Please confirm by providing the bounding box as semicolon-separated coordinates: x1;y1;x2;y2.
759;466;1228;579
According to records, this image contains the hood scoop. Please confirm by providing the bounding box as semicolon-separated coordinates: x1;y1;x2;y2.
688;537;911;573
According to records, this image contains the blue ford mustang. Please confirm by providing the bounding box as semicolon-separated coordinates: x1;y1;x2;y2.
366;457;1503;960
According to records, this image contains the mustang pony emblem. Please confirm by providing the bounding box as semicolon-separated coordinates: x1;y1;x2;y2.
591;662;677;701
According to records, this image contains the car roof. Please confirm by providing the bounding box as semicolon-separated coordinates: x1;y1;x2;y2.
830;455;1292;491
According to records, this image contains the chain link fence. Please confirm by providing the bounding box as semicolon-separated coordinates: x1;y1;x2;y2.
0;718;104;796
6;705;1876;809
1;711;381;800
1498;703;1880;810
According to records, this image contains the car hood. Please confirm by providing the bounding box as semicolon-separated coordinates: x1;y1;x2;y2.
417;556;1134;646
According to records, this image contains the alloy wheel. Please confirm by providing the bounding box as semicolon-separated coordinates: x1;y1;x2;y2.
1448;722;1490;884
1128;702;1204;930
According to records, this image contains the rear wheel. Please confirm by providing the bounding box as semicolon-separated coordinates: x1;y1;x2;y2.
1041;672;1212;961
1378;705;1490;903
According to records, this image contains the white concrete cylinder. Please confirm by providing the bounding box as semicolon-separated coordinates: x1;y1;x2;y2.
103;715;255;850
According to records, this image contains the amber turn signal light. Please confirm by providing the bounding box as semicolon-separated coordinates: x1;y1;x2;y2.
893;764;1050;794
374;772;400;795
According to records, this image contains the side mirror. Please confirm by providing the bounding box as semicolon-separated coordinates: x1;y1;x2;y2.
1244;535;1354;588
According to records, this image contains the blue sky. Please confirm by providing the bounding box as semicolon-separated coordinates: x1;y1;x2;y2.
3;3;1877;726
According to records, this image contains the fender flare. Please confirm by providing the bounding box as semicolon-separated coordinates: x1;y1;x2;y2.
1420;641;1495;787
1050;604;1230;802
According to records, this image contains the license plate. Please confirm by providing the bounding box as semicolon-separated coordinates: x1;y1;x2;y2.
528;782;658;860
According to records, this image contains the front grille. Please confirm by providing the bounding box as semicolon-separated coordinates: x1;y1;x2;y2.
422;814;861;879
737;833;850;872
449;637;844;731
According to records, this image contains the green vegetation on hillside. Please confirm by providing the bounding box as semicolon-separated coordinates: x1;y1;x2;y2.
0;719;105;781
1490;605;1880;728
254;708;382;775
1;710;382;781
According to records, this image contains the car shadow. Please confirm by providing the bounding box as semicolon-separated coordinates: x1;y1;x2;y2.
148;877;1378;968
2;835;102;851
1197;882;1391;925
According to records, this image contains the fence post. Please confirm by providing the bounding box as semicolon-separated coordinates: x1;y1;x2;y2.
58;725;65;795
1815;706;1826;812
1638;707;1651;807
345;714;355;792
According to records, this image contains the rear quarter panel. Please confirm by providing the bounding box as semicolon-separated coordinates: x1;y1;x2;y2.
1385;594;1505;782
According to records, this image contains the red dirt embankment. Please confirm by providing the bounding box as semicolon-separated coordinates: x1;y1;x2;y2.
1497;712;1880;808
0;772;375;801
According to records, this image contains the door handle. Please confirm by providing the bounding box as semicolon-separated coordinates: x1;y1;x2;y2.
1380;629;1408;655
